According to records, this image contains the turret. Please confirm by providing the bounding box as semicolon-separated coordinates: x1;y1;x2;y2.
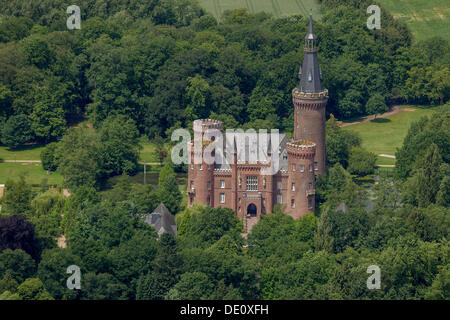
286;140;316;218
188;119;223;207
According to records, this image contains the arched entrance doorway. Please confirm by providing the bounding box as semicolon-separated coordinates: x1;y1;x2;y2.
247;203;257;217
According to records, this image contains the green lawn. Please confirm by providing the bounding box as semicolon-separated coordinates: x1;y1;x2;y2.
377;0;450;42
138;141;160;163
199;0;321;19
0;162;63;185
376;156;396;166
343;106;439;160
0;144;45;160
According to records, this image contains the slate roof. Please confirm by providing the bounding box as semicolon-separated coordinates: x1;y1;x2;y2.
144;202;177;237
298;14;323;94
213;133;289;171
336;202;349;213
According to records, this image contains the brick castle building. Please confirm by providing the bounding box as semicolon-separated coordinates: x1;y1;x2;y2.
187;15;328;232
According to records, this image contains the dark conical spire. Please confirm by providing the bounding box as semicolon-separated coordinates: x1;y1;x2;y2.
298;13;323;93
305;12;316;41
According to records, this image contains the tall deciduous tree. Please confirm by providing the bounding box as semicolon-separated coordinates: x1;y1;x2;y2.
1;114;34;148
56;127;102;191
99;115;140;176
365;93;388;119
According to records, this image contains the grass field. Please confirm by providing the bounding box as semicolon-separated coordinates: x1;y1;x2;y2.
343;106;439;162
139;141;161;163
0;162;63;185
0;144;45;160
377;0;450;42
198;0;321;19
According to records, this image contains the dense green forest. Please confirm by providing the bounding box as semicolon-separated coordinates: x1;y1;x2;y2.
0;0;449;300
0;0;448;146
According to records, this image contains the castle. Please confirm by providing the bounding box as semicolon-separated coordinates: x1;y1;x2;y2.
187;15;328;232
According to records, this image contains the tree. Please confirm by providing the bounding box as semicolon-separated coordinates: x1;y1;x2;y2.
166;272;214;300
248;210;312;265
314;204;369;254
403;64;450;104
0;84;12;119
425;265;450;300
37;248;82;300
338;89;363;119
178;206;242;248
0;17;33;42
108;231;158;299
184;74;210;122
99;115;140;176
1;175;32;215
16;278;53;300
260;250;337;299
158;175;182;214
80;272;126;300
0;271;19;294
416;144;443;207
20;36;54;69
154;135;168;164
136;233;181;300
158;161;176;186
1;114;34;148
347;147;377;176
56;127;102;191
326;114;361;167
30;97;66;141
0;215;39;261
40;142;59;171
365;94;388;119
0;249;36;283
395;110;449;180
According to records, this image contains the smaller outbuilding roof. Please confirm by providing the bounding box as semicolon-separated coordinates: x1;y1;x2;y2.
144;202;177;237
336;202;349;213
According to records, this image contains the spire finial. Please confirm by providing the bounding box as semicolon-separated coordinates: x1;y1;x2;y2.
305;12;316;41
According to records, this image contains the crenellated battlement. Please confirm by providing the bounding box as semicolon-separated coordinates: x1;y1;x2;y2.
286;140;316;159
193;119;223;131
292;88;328;99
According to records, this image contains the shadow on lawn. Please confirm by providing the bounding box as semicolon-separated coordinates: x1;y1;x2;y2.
4;143;45;152
370;118;391;123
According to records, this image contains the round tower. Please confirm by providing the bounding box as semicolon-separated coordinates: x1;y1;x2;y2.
188;119;223;207
286;140;316;219
293;89;327;175
293;13;328;175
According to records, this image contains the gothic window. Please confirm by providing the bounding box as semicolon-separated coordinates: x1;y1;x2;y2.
220;193;225;203
314;162;318;171
207;181;211;190
277;181;282;190
199;164;203;170
190;181;194;189
246;176;258;191
220;180;225;188
292;164;296;171
300;165;305;172
292;183;296;191
308;182;312;190
277;194;282;204
291;199;295;208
